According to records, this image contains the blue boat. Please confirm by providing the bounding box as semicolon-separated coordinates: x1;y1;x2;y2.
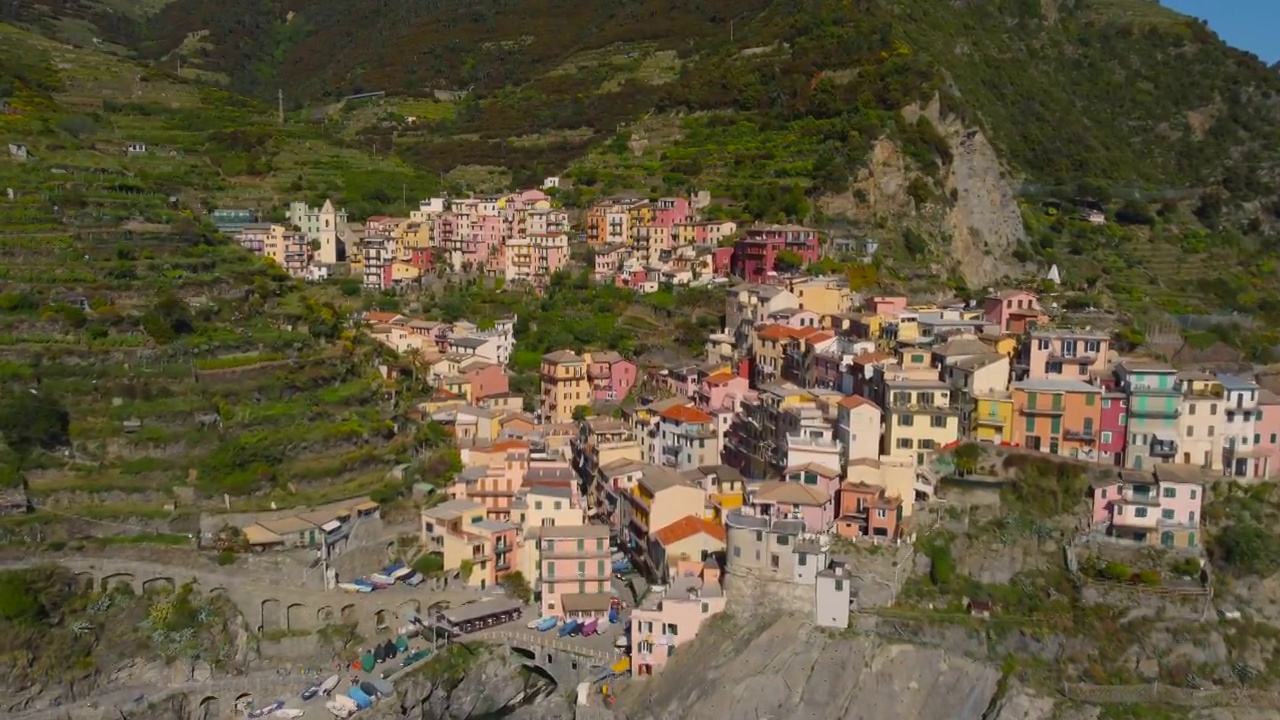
557;620;580;638
608;606;620;624
300;684;319;701
352;579;375;589
347;687;373;710
535;617;558;632
247;700;285;718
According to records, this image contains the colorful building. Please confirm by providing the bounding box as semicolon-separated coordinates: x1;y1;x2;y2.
1091;465;1204;548
539;350;590;424
537;524;612;619
729;225;821;282
1117;360;1180;470
1010;378;1104;460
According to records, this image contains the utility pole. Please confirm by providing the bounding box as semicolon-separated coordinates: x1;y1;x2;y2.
730;19;734;42
278;89;284;126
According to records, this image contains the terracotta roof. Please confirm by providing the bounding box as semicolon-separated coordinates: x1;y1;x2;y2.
756;324;797;342
753;480;830;506
705;370;737;385
837;395;880;411
653;515;727;546
785;462;841;478
364;311;404;324
542;349;583;364
491;440;529;452
660;404;714;423
807;332;835;344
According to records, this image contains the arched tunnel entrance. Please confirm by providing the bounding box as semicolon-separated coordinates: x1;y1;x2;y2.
197;695;221;720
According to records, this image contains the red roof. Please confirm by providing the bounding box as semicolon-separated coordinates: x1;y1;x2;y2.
705;370;737;385
837;395;880;411
756;324;797;342
365;311;403;324
653;515;727;546
660;404;714;423
807;331;835;344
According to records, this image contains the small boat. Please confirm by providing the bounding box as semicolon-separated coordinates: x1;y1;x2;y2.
367;678;394;698
272;710;305;719
526;617;544;629
582;618;599;637
352;579;375;589
337;583;370;594
324;700;353;719
300;685;320;701
557;620;580;638
369;573;397;586
389;566;414;581
402;572;425;586
400;649;430;668
394;635;410;653
247;700;285;718
346;687;373;710
318;675;340;697
536;617;558;632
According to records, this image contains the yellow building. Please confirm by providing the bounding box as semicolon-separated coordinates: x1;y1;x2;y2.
989;335;1019;358
621;467;706;557
420;498;488;572
787;277;852;317
539;350;589;424
392;262;422;282
972;393;1014;444
881;378;962;465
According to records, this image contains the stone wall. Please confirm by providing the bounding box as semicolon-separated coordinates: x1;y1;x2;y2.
722;566;813;617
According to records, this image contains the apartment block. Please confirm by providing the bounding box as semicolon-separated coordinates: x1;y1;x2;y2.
538;525;612;619
540;350;590;424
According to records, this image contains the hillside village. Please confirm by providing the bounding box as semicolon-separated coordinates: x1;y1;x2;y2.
199;186;1280;682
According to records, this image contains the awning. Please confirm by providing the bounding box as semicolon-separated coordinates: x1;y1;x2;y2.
560;592;614;614
611;657;630;674
320;520;343;533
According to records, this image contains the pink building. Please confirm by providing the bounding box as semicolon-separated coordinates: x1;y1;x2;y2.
630;558;726;678
696;370;750;413
472;520;519;587
538;524;613;619
983;290;1045;334
729;225;821;282
586;351;637;402
1022;329;1111;381
594;244;627;281
1094;375;1127;465
235;224;270;255
1255;389;1280;479
463;362;510;400
745;480;833;533
865;296;908;316
711;246;733;276
783;462;842;508
528;233;569;278
652;197;691;228
1091;467;1203;549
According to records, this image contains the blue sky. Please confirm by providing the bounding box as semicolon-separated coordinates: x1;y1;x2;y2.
1160;1;1279;63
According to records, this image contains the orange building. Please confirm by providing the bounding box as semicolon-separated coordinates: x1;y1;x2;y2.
1011;378;1104;460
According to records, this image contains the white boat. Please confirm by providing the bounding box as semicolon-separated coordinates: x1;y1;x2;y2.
389;566;415;581
318;675;340;696
369;573;397;585
337;583;371;594
272;710;305;719
324;701;352;719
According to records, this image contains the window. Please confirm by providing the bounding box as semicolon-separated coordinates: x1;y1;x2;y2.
1273;434;1278;444
896;438;914;449
777;535;790;546
554;501;563;510
1038;338;1050;351
1103;399;1111;409
1188;403;1196;416
1118;413;1127;426
1161;509;1175;520
919;439;936;450
1085;340;1101;353
1162;487;1176;498
1026;392;1038;409
1208;426;1215;437
1100;489;1108;499
918;392;935;406
1186;426;1194;437
876;508;888;519
576;539;584;551
770;554;780;570
1210;403;1218;415
1256;434;1263;445
534;501;543;510
1050;417;1061;434
898;414;914;427
1189;511;1196;524
910;354;925;364
1101;431;1112;444
541;518;555;527
1190;489;1197;500
834;579;844;591
797;552;807;567
1134;507;1149;518
1085;393;1095;406
930;415;948;429
733;546;741;558
1025;415;1036;433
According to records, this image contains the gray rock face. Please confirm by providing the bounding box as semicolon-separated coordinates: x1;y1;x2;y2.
623;615;1006;720
371;649;572;720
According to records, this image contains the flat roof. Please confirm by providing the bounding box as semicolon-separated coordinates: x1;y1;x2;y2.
1012;378;1102;393
438;598;524;624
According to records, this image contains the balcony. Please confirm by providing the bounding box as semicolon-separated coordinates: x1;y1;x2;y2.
974;414;1006;427
1119;485;1160;505
1130;406;1180;419
1150;439;1178;458
1020;402;1065;416
540;543;609;560
1064;428;1097;442
1111;505;1159;529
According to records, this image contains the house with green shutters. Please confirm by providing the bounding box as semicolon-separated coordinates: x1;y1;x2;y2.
1117;360;1180;470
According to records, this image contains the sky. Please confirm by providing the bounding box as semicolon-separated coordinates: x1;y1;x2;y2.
1160;1;1279;64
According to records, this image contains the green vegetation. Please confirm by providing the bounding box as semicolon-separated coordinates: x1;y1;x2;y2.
499;571;533;603
1204;482;1280;578
999;454;1091;520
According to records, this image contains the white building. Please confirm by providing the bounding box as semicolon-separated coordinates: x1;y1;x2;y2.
288;198;348;265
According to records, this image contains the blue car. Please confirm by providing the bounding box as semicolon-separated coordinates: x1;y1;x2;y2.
557;620;580;638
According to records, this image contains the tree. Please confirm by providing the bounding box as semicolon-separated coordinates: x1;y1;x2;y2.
1114;199;1155;226
0;390;71;467
1213;522;1280;577
142;293;196;343
571;405;593;422
953;443;981;476
499;571;533;603
774;249;805;273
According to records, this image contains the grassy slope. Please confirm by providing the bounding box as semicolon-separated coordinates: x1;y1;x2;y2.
0;24;422;528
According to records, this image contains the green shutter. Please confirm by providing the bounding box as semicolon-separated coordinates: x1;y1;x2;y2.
1085;393;1095;406
1050;416;1061;434
1025;415;1036;433
1027;392;1037;409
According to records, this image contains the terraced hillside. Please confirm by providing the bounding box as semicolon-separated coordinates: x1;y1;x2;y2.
0;24;425;539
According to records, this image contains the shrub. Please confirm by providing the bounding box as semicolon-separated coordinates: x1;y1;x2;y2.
215;550;237;566
412;553;444;577
1136;569;1161;586
1100;561;1131;582
927;543;954;587
1169;557;1202;577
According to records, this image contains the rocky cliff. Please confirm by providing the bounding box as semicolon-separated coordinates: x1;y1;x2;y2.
370;648;572;720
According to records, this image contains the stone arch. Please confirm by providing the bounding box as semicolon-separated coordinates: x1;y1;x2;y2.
141;576;175;594
286;603;307;631
197;695;221;720
233;693;253;712
396;599;421;618
340;603;356;621
317;606;335;623
260;598;281;633
374;608;389;631
74;572;95;591
101;572;136;594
